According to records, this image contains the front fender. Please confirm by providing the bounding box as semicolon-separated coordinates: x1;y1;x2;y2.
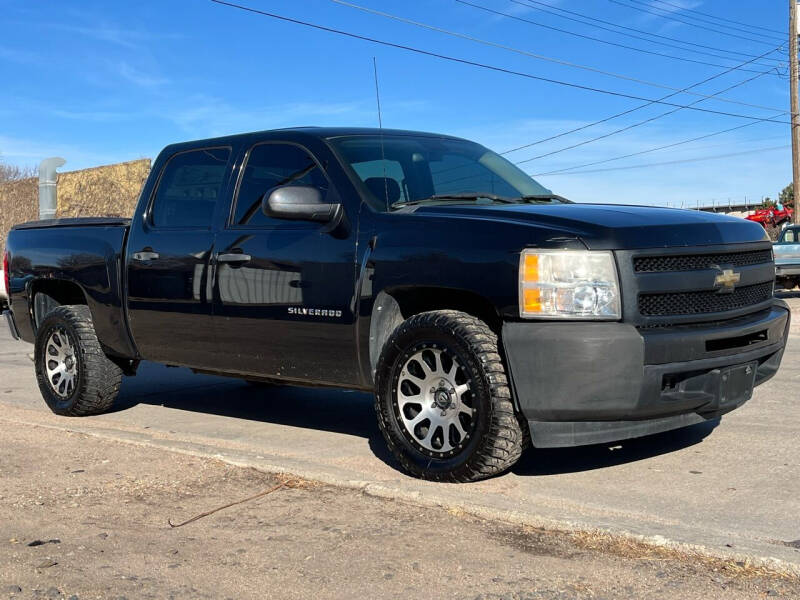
354;210;585;386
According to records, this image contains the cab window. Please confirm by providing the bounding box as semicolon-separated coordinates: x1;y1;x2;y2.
232;143;328;228
151;147;231;228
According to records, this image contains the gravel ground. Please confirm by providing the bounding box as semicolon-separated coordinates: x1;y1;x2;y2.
1;423;798;600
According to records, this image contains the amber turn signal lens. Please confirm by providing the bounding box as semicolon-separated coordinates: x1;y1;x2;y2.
522;253;539;282
522;288;542;313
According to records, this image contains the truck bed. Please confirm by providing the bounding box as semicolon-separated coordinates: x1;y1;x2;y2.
5;219;135;358
12;217;131;230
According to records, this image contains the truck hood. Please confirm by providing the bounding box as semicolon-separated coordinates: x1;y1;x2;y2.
411;203;769;250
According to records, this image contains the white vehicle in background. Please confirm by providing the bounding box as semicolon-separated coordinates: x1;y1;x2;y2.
774;225;800;290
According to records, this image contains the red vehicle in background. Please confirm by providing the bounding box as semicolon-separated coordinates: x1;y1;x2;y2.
746;205;794;238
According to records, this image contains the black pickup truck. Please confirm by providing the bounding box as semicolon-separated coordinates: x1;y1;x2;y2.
3;127;790;482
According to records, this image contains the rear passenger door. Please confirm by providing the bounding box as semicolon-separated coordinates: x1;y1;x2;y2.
126;146;232;368
211;141;359;385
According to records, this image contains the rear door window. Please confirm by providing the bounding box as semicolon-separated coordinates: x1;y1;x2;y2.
151;147;231;228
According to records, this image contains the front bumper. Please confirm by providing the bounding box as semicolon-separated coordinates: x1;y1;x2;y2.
3;310;20;341
502;300;790;448
776;264;800;276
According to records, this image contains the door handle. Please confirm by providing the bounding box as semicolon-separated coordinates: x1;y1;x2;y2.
132;251;160;261
217;253;252;264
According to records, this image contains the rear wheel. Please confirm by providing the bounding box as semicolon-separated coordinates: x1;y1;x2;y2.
375;310;524;482
34;305;122;416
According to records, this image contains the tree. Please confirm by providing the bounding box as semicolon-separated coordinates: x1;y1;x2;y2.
779;183;795;208
0;159;35;183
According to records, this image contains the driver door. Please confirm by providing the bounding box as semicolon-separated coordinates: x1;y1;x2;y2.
211;141;359;385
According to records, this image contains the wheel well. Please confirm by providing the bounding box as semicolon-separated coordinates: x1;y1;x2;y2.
30;279;87;328
368;287;501;377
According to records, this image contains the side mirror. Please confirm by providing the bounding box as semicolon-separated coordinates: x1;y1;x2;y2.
263;185;342;223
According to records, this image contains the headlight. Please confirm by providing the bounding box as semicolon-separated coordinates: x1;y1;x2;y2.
519;250;621;319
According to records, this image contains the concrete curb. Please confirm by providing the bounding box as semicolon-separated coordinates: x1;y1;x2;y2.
4;413;799;579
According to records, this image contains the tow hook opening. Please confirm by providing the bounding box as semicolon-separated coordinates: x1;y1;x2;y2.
705;329;767;353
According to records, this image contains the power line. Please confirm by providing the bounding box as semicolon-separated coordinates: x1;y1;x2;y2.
437;132;789;187
208;0;791;125
516;67;776;165
456;0;783;76
332;0;783;110
501;44;786;156
530;114;788;176
504;0;786;66
532;144;790;176
608;0;784;46
647;0;786;36
619;0;786;41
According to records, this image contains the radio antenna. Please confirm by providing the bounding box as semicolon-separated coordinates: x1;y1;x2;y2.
373;56;389;211
373;56;383;129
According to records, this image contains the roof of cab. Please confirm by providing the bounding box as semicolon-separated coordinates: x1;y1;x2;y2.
160;127;467;154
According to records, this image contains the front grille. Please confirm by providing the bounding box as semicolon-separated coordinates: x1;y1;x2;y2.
638;281;774;316
634;249;773;273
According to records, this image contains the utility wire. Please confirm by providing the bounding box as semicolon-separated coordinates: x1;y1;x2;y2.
618;0;786;42
332;0;783;110
530;113;788;176
208;0;791;124
503;0;786;66
456;0;782;76
647;0;787;36
516;67;776;165
500;44;787;156
533;144;790;176
437;132;789;187
608;0;784;46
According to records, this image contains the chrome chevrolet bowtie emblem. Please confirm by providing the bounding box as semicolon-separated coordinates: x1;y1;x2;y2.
714;268;741;292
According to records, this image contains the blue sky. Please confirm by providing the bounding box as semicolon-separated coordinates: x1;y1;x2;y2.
0;0;792;206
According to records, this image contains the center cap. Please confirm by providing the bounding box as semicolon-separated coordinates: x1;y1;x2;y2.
65;356;75;370
434;389;452;410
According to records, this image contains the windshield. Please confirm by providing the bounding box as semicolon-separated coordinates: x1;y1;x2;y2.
328;134;553;210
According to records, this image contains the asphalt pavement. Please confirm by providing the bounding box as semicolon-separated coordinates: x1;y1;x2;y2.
1;293;798;573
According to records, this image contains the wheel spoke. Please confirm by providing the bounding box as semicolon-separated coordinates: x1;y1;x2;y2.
420;424;436;447
430;350;442;375
458;405;474;417
439;425;453;452
453;419;467;441
398;391;422;407
455;383;470;397
418;355;434;376
404;411;428;430
402;370;425;386
448;360;459;379
49;363;66;377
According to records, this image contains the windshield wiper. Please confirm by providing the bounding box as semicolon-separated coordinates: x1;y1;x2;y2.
391;193;518;209
520;194;572;204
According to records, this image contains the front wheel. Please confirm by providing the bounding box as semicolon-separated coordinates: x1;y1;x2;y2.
375;310;524;482
34;305;122;416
